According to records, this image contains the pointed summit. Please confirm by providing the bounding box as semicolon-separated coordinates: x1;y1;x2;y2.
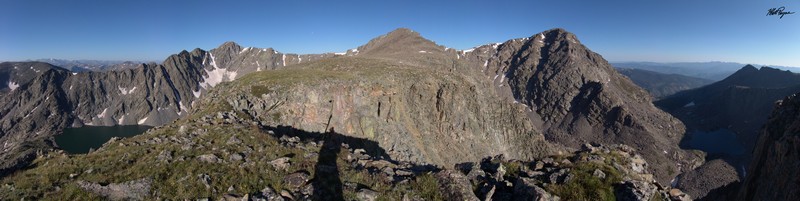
355;28;447;57
215;41;243;54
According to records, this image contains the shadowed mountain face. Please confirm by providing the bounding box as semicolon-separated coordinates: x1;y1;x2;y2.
617;68;713;98
656;66;800;154
456;28;698;184
737;93;800;201
1;28;697;186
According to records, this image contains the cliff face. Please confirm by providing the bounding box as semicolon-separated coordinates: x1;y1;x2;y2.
220;56;558;166
738;93;800;200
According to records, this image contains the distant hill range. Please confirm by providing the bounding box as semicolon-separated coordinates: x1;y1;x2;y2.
612;61;800;81
31;59;153;72
616;68;713;98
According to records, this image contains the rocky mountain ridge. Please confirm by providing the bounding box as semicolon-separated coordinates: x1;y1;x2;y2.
0;43;336;177
0;28;702;197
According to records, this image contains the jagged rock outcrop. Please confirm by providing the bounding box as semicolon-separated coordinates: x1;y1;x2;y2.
737;93;800;200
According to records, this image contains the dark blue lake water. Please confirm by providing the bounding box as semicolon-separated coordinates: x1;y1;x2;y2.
686;129;746;156
55;125;152;154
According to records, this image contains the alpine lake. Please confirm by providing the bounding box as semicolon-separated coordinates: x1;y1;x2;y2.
55;125;152;154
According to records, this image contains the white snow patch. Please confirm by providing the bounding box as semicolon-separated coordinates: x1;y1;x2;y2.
491;43;501;49
684;101;695;107
493;74;499;80
462;48;475;53
282;54;286;67
7;81;19;91
418;50;427;53
350;48;359;54
118;86;137;95
199;67;237;88
179;101;188;114
193;88;202;98
118;115;126;125
539;33;546;40
240;47;251;54
198;52;238;89
334;52;346;55
483;60;489;68
97;108;108;119
299;57;303;62
138;116;148;124
256;61;261;71
209;53;219;68
72;72;77;75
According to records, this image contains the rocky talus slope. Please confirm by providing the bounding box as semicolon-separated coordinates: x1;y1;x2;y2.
737;93;800;200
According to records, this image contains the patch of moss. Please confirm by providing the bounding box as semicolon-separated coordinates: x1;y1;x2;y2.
409;173;444;201
546;161;623;201
502;161;522;178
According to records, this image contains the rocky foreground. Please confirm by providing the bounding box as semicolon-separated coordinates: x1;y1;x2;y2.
0;105;691;200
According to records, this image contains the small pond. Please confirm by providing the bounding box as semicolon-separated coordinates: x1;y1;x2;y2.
55;125;152;154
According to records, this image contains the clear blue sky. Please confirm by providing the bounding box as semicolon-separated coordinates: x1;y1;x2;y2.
1;0;798;66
